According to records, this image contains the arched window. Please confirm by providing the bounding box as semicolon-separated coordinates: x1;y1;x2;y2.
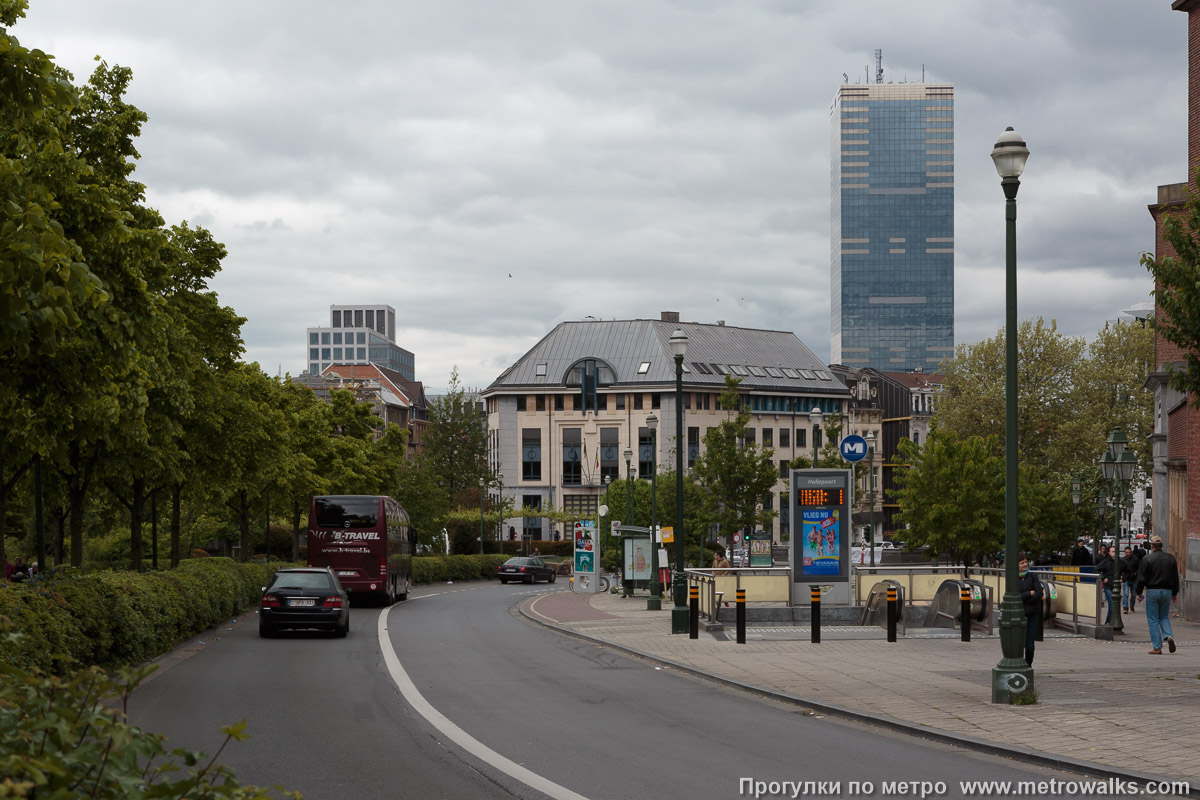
565;359;616;412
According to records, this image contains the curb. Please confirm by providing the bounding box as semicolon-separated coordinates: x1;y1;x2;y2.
518;598;1199;797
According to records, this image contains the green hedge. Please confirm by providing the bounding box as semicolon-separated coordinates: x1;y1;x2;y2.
413;554;510;584
0;558;287;676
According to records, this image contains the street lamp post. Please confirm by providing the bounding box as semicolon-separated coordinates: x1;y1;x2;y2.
647;413;661;610
990;126;1032;703
624;446;634;597
479;478;485;556
865;431;877;568
670;329;689;634
809;407;824;460
1071;476;1081;546
1142;504;1152;540
1100;428;1136;634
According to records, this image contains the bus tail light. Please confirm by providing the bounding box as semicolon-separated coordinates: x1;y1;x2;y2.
380;557;388;577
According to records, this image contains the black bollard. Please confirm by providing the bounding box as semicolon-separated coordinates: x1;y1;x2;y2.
960;585;971;642
736;588;746;644
689;585;699;639
887;586;898;643
811;585;821;644
1036;592;1046;642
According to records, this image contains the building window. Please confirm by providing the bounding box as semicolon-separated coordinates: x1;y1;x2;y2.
762;429;773;448
651;393;660;409
796;428;807;448
600;428;619;484
523;429;541;480
333;332;342;345
309;348;319;360
331;310;341;327
780;460;789;479
683;392;691;410
333;348;342;360
763;494;773;511
535;363;547;377
536;395;546;412
321;348;331;360
309;332;319;345
780;429;790;448
563;428;582;486
555;395;564;411
365;309;375;330
615;393;625;411
523;495;542;539
563;494;597;518
357;348;366;360
354;310;364;327
639;427;654;479
634;394;644;410
309;363;319;374
913;430;920;447
688;427;699;469
567;359;614;413
745;428;756;446
321;332;330;345
357;331;366;344
517;395;527;412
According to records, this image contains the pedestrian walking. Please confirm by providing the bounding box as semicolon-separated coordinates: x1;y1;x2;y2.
1121;547;1138;612
1095;547;1115;624
1135;536;1180;654
1018;553;1043;666
1069;540;1092;567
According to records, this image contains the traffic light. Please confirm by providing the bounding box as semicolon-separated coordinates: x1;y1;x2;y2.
864;524;874;544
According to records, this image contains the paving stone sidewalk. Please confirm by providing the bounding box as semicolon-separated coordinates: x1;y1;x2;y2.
522;590;1200;790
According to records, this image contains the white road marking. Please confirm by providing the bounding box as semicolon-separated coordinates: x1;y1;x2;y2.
377;608;590;800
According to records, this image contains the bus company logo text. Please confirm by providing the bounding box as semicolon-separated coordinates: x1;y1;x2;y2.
314;530;381;541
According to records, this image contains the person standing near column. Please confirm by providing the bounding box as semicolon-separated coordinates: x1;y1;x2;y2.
1121;546;1138;613
1018;554;1043;667
1135;536;1180;655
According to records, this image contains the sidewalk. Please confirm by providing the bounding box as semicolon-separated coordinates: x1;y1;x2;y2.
522;591;1200;791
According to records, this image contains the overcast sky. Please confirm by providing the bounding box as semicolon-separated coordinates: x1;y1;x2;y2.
14;1;1186;393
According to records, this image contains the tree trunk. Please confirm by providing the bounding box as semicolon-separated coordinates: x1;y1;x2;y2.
53;507;66;566
129;475;145;572
291;499;303;562
170;482;182;568
68;443;85;567
239;489;250;561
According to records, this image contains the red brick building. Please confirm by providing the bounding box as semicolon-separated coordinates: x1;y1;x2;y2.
1146;0;1200;618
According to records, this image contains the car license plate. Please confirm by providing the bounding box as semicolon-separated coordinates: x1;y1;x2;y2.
288;598;316;607
337;570;356;576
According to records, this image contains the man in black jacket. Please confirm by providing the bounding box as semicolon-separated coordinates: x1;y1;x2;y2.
1135;536;1180;654
1121;547;1138;613
1018;553;1044;666
1069;540;1092;567
1095;546;1115;624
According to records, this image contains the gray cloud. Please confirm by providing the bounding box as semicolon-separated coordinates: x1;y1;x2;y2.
18;0;1184;392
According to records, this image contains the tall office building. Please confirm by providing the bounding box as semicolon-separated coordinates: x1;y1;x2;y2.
830;68;954;371
305;304;416;381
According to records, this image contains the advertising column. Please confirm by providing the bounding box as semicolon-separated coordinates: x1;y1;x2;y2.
790;470;852;605
573;520;599;593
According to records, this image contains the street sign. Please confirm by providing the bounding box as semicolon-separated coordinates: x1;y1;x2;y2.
839;434;867;463
611;519;621;533
733;532;742;543
660;526;674;543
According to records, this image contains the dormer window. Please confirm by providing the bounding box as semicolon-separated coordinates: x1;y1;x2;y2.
637;362;651;374
535;363;547;377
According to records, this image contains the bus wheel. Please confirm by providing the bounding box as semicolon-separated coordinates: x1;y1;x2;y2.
386;580;396;606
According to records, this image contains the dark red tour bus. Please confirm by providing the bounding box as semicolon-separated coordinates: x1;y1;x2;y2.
307;495;416;604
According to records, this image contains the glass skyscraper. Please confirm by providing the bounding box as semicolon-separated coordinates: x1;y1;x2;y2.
831;81;954;371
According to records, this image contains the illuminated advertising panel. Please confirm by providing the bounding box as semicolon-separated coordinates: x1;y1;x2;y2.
790;470;852;583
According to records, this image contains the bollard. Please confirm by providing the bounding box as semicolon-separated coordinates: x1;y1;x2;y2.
960;586;971;642
886;586;898;643
811;585;821;644
689;586;699;639
1036;593;1045;642
736;588;747;644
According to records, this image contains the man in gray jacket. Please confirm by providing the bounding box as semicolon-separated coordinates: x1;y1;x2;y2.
1135;536;1180;655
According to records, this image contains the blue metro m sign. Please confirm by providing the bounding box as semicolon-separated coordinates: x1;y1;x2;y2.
839;434;867;463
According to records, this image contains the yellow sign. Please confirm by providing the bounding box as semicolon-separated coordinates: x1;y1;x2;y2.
660;527;674;543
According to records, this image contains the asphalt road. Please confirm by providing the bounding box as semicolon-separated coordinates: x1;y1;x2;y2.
127;581;1090;799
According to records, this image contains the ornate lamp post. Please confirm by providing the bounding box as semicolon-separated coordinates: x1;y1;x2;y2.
990;126;1032;703
1071;476;1081;547
670;329;689;634
1142;504;1152;540
624;446;634;598
646;413;661;610
865;430;877;568
809;407;824;459
1100;428;1136;634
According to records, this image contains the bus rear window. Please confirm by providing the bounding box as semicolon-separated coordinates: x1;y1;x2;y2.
314;497;379;529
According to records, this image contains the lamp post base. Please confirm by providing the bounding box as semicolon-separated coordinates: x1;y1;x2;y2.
993;593;1034;703
671;605;689;634
647;591;662;611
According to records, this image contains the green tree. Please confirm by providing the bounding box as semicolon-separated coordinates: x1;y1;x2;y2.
692;375;780;539
422;368;492;506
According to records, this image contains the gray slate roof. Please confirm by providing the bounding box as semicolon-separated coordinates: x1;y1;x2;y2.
487;318;848;396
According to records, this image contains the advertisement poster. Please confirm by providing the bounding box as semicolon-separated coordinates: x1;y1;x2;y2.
574;520;596;574
622;537;652;581
801;509;841;577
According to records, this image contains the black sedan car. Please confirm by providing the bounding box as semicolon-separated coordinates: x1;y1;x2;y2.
497;556;557;584
259;567;350;637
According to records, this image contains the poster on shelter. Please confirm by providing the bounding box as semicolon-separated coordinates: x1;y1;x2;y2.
801;509;841;577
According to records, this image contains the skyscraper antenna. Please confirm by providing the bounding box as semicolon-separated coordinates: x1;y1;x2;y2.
875;49;883;84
